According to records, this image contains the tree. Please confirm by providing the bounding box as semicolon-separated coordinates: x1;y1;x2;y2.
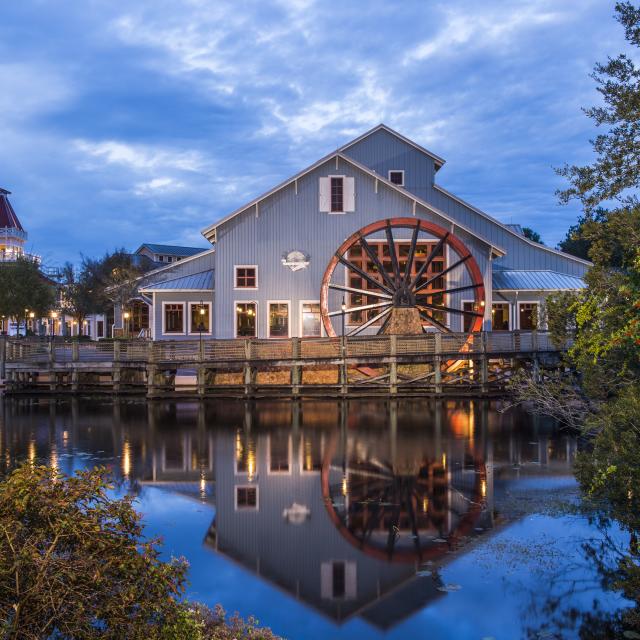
0;258;56;336
521;227;543;244
557;2;640;212
60;262;98;335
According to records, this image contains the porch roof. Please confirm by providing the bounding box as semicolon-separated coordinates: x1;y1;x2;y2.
493;270;586;291
139;269;214;292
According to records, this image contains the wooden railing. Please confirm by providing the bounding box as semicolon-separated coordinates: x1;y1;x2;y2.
1;331;568;368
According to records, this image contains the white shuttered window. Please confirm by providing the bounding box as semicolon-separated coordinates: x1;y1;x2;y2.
319;176;355;213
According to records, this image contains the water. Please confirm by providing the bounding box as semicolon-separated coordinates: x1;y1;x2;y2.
0;398;631;639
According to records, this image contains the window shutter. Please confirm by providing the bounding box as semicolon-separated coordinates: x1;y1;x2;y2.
320;562;332;599
343;177;355;212
319;177;330;212
345;561;357;599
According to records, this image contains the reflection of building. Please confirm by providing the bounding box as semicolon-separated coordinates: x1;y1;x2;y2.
0;398;578;631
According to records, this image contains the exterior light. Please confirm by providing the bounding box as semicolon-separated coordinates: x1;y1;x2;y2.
123;311;130;320
29;312;35;319
236;306;243;313
51;311;58;319
199;306;206;316
341;297;347;313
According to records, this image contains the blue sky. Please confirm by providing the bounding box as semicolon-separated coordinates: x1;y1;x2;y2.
0;0;625;267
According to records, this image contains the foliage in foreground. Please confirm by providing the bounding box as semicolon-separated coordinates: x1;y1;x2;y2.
0;464;282;640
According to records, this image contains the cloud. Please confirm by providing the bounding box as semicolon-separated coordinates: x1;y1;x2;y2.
404;3;568;65
73;139;209;173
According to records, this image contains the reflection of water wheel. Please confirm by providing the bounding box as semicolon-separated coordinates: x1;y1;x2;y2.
321;433;486;563
320;218;486;337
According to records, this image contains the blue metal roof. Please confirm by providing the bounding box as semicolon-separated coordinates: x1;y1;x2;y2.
141;270;214;291
493;270;586;291
136;243;207;257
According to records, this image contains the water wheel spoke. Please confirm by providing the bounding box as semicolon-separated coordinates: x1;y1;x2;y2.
385;221;402;283
328;283;393;300
409;232;449;290
403;225;420;285
420;302;484;317
336;254;394;295
347;306;393;337
327;301;392;317
376;311;393;335
414;254;472;294
417;306;452;333
439;282;484;296
359;235;396;291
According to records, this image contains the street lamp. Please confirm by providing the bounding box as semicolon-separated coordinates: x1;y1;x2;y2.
198;300;206;353
50;311;58;337
123;311;130;338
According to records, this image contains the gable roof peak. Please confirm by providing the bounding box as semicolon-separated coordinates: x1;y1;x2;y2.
338;124;446;171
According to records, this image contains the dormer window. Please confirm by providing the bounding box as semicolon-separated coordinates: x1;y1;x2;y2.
389;170;404;186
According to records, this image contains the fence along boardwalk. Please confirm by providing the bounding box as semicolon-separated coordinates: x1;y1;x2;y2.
0;331;566;398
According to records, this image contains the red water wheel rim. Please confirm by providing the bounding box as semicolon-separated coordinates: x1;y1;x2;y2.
320;218;486;337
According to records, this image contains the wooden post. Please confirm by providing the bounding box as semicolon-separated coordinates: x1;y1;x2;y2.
243;340;252;396
434;333;442;394
113;340;121;393
71;340;79;392
146;341;156;398
0;335;5;381
340;334;348;395
291;337;300;396
480;331;489;393
389;335;398;395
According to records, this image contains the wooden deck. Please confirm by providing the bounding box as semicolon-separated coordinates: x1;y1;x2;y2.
0;332;566;398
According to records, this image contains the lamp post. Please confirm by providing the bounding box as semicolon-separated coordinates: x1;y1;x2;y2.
28;311;35;337
50;311;58;337
198;300;206;355
341;295;347;388
123;311;130;339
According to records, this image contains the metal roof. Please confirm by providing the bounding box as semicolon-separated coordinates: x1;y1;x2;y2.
140;269;214;292
136;243;207;257
493;270;586;291
0;189;25;231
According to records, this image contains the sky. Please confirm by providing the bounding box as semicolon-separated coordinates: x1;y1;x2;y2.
0;0;627;268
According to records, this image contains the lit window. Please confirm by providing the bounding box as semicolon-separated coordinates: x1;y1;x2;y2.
235;486;258;510
235;266;257;288
190;303;210;333
463;302;482;332
302;302;321;337
388;170;404;186
164;304;184;333
268;302;289;338
491;303;509;331
519;303;538;330
269;433;290;472
236;302;257;337
331;177;344;212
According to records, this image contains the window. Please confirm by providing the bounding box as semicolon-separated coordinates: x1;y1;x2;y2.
164;303;184;334
269;433;291;473
321;561;356;599
236;302;257;337
346;241;446;327
331;177;343;212
235;266;257;289
190;303;211;334
462;302;482;332
268;302;289;338
97;320;104;338
301;302;321;337
235;486;258;510
300;431;323;472
519;302;538;330
492;303;510;331
388;170;404;186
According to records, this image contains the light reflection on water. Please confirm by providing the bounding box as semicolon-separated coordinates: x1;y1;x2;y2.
0;398;630;640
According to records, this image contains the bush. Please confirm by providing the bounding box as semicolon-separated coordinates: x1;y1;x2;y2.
0;465;283;640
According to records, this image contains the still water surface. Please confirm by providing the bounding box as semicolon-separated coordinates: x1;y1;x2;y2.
0;398;631;639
